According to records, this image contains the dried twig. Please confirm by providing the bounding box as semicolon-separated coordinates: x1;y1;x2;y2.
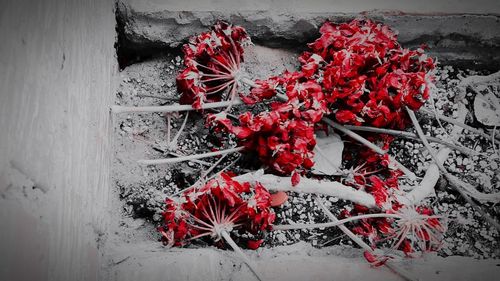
343;125;478;156
406;107;500;231
138;147;244;165
420;107;500;143
221;230;264;281
235;171;377;208
321;118;417;180
314;196;417;281
111;99;244;114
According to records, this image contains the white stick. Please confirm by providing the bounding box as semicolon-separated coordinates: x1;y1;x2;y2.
398;103;468;206
407;107;500;231
397;148;450;206
343;125;478;156
321;118;417;180
420;107;499;142
138;147;244;165
111;99;244;114
273;213;400;231
314;196;417;281
220;230;264;281
447;174;500;204
235;171;377;208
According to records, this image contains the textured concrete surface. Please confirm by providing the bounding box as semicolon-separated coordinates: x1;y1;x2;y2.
126;0;500;14
106;241;500;281
117;0;500;67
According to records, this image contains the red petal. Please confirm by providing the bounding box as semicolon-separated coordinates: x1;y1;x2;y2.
270;191;288;207
291;171;300;186
247;239;264;250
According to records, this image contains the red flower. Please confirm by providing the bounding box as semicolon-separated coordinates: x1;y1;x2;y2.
247;239;264;250
363;251;390;267
208;74;328;184
367;175;389;207
335;110;364;125
177;21;250;110
240;76;281;104
291;171;300;186
159;173;275;249
305;19;435;129
298;52;324;77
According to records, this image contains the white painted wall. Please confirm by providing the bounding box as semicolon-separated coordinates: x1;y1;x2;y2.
0;0;115;280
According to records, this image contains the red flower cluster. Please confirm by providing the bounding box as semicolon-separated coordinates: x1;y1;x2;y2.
345;205;446;262
209;71;329;184
163;20;448;265
304;19;435;129
159;173;275;248
177;21;250;109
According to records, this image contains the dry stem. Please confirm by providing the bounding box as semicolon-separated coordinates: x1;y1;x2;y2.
138;147;244;165
406;107;500;231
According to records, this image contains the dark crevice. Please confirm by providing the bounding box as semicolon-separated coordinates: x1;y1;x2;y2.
115;3;179;70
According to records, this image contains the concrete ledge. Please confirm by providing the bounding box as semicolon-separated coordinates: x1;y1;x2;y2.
116;1;500;68
106;241;500;281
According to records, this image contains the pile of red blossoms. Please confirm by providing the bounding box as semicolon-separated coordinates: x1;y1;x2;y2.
208;71;328;184
166;19;442;258
159;173;275;249
177;21;250;109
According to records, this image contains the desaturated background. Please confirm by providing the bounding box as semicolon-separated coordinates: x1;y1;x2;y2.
0;1;499;281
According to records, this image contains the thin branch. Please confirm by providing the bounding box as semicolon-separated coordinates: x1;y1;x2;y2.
111;99;244;114
446;174;500;204
272;213;400;231
138;147;244;165
131;135;212;166
235;171;377;208
420;107;500;142
406;107;500;231
343;125;478;156
314;196;417;281
220;230;264;281
170;112;189;146
321;118;417;180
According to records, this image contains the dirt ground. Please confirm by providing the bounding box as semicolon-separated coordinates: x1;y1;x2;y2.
111;42;500;264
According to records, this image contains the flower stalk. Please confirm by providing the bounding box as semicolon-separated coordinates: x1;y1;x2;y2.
110;99;244;114
343;125;478;156
138;146;244;165
314;196;418;281
406;107;500;231
221;230;264;281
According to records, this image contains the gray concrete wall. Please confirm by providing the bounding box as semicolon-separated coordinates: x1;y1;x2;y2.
127;0;500;14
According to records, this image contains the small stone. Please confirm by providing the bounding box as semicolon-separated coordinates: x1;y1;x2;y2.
329;197;339;203
276;233;286;243
490;162;498;170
